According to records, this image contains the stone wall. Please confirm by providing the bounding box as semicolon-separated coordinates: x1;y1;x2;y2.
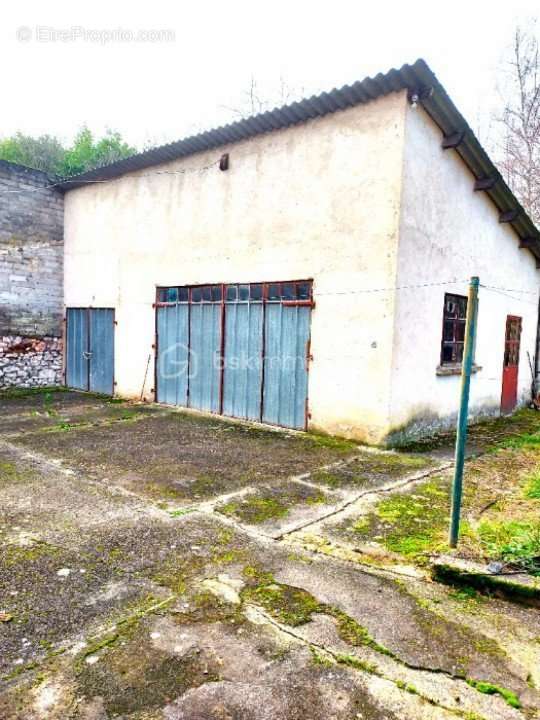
0;335;62;388
0;160;64;389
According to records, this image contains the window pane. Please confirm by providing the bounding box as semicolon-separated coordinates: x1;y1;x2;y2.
157;288;168;302
239;284;250;301
166;287;178;303
250;284;263;301
283;282;295;300
178;287;189;302
457;298;467;319
455;344;464;363
268;283;280;300
201;286;212;302
298;282;311;300
211;285;222;302
455;321;465;342
443;320;454;342
192;287;202;302
226;285;237;302
442;344;454;363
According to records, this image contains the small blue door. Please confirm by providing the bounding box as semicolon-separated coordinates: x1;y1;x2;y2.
66;308;115;395
89;309;115;395
66;308;89;391
262;303;310;429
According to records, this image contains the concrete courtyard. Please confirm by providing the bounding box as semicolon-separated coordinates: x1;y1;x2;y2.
1;389;539;719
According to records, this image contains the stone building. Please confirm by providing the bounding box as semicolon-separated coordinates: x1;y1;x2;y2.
0;160;64;389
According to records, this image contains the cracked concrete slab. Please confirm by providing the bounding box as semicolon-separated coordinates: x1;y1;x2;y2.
0;390;159;436
12;405;359;503
1;390;539;719
214;479;348;537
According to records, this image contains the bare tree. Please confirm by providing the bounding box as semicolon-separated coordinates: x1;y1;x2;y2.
221;75;306;120
495;24;540;225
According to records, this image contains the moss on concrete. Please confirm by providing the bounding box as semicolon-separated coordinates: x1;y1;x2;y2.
242;580;321;626
311;452;431;491
217;483;329;525
465;678;521;709
0;462;31;486
75;620;218;717
349;476;451;560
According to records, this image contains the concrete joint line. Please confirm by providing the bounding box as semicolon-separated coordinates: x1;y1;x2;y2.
274;460;454;540
244;604;493;719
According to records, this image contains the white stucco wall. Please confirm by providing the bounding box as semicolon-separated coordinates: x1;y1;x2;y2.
64;91;408;442
389;104;540;441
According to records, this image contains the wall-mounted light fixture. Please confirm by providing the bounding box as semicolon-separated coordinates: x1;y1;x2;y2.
407;86;433;109
219;153;230;171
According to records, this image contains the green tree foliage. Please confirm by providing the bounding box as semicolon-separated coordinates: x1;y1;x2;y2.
62;127;135;177
0;133;65;175
0;127;136;177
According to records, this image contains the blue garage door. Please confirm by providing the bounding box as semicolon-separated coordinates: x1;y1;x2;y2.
155;281;312;430
223;284;264;421
262;302;311;430
156;290;189;406
66;308;115;395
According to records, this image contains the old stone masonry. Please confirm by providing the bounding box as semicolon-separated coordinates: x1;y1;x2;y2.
0;335;62;388
0;160;64;389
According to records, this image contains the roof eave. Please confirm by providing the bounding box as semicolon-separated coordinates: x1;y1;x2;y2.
59;58;540;266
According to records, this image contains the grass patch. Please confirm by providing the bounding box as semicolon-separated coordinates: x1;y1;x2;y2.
0;386;67;399
477;519;540;575
448;586;481;602
395;680;419;694
524;471;540;499
496;428;540;451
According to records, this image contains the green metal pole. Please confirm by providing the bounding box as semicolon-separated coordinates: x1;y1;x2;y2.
449;276;480;548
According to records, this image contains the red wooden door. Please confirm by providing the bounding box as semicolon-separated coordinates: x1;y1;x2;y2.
501;315;522;414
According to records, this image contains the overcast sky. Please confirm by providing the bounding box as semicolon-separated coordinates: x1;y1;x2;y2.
1;0;538;150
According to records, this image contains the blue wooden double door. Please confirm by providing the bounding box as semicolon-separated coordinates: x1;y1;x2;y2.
66;308;115;395
155;282;312;429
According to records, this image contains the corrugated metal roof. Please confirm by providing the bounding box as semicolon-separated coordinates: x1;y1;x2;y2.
59;58;540;262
